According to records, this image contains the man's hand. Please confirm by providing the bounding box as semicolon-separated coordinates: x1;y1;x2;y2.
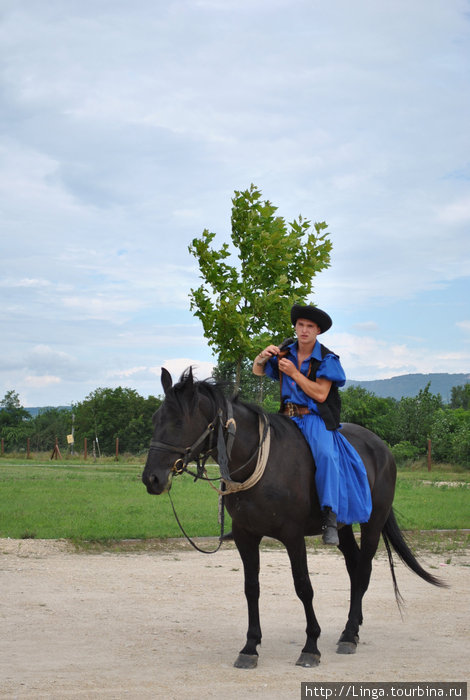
252;344;280;375
259;344;280;360
278;357;298;378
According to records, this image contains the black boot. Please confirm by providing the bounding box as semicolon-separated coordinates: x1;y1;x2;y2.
321;507;339;546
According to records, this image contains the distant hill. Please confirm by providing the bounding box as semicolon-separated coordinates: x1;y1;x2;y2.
344;373;470;402
19;373;470;412
25;406;72;417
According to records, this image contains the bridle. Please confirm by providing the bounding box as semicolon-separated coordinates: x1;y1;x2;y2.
147;403;237;554
147;399;270;554
148;403;237;482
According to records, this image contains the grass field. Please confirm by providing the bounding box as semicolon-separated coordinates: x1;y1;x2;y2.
0;457;468;543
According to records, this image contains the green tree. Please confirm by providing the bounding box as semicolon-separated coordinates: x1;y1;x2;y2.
189;184;332;390
450;383;470;409
340;386;399;445
72;387;161;455
395;383;442;452
431;407;470;467
29;407;72;452
0;390;30;426
0;390;30;450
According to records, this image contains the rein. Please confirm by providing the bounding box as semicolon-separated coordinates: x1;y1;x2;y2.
167;485;227;555
148;400;271;553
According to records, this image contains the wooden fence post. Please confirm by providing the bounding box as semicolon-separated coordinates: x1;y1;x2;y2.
84;437;87;460
115;437;119;461
427;438;432;472
50;437;62;460
27;438;31;459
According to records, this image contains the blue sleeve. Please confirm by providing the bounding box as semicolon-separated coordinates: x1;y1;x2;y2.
264;356;280;381
316;354;346;387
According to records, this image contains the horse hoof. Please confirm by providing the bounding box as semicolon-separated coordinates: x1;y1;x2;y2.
296;652;321;667
336;641;357;655
234;653;258;669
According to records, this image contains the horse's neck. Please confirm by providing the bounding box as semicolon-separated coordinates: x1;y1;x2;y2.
228;403;263;480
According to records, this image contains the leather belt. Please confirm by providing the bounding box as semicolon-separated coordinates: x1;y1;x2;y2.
282;402;311;418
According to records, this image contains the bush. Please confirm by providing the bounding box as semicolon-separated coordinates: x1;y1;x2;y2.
431;408;470;468
391;441;420;466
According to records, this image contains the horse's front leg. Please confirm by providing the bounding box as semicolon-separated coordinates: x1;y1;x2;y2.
284;534;321;667
233;528;262;669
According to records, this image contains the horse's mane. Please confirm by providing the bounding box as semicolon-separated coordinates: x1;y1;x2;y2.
171;369;293;440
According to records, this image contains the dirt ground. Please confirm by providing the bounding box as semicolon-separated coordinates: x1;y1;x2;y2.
0;538;468;700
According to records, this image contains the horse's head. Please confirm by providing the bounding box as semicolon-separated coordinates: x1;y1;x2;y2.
142;367;215;495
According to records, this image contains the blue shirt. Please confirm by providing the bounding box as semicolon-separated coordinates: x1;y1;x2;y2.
264;340;346;414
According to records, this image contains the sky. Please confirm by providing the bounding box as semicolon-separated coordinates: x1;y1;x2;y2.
1;0;470;407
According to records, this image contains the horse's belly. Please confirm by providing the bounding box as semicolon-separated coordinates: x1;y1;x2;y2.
225;480;312;537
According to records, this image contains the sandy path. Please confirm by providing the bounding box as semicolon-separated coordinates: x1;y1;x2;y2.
0;539;468;699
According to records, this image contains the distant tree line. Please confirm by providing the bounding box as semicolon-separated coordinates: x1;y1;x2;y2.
340;383;470;467
0;388;161;456
1;380;469;467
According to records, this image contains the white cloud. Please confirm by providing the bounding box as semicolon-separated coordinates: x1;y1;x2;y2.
329;331;470;380
24;375;61;388
62;295;144;321
351;321;379;332
161;359;215;382
108;366;148;379
25;345;77;375
0;278;53;289
438;196;470;225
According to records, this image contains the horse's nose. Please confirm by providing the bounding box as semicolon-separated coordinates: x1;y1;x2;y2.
142;470;157;492
142;470;166;495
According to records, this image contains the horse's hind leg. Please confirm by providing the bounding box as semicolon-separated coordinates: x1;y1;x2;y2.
337;524;379;654
233;529;262;669
285;535;321;667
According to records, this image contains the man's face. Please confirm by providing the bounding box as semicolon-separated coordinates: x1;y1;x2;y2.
295;318;321;345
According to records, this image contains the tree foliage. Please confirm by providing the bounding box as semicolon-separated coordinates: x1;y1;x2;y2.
340;386;399;445
1;382;468;467
72;387;161;455
188;184;332;388
0;388;161;455
340;383;470;467
0;390;29;428
430;407;470;466
29;408;72;452
394;384;443;447
450;383;470;409
341;383;444;458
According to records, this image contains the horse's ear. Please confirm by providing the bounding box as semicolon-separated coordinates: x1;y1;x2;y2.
161;367;173;395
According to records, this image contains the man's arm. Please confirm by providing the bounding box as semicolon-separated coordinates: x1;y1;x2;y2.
252;345;280;376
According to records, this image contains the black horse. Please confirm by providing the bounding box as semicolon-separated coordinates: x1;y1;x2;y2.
142;368;444;669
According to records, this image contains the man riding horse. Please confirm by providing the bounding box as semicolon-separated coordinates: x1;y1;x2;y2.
252;303;372;545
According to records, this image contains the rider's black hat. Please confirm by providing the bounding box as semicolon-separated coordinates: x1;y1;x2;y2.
290;304;332;333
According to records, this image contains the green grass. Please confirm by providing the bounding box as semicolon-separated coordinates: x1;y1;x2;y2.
0;459;228;540
0;458;468;542
393;468;469;530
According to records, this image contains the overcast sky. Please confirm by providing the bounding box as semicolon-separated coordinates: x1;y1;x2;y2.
1;0;469;407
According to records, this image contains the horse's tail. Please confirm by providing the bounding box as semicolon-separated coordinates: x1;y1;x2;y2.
381;507;447;607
